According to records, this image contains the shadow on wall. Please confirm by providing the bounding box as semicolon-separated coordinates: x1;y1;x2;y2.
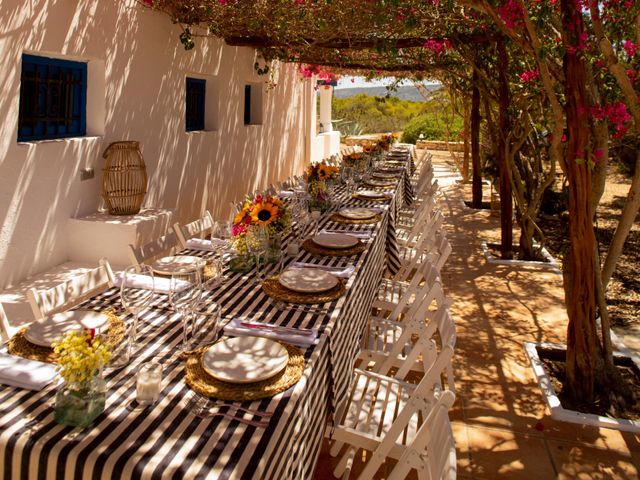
0;0;309;289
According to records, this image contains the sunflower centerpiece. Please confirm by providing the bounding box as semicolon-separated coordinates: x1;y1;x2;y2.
305;162;340;212
232;194;291;263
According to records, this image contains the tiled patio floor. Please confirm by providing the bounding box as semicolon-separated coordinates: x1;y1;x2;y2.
314;151;640;479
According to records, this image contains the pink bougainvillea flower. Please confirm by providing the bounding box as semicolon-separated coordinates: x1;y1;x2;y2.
519;69;540;83
623;40;638;59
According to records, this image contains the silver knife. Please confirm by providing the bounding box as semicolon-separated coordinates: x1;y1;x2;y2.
239;322;315;336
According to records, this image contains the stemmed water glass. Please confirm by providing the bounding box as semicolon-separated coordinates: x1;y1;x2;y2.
169;268;202;352
115;265;155;368
245;225;270;284
342;166;355;195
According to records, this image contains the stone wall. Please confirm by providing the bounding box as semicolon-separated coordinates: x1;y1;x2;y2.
416;140;465;152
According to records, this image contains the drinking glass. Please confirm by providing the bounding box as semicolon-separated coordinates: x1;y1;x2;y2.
113;265;155;368
245;225;269;284
169;268;202;352
136;362;162;406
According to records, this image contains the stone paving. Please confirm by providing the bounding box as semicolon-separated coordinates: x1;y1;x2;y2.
314;151;640;479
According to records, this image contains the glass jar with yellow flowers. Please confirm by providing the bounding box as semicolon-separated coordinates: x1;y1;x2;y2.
52;329;110;427
305;162;340;212
231;193;291;266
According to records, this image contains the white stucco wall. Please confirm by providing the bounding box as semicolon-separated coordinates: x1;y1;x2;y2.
0;0;315;289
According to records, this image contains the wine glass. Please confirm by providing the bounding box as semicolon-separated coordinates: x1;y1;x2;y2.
169;268;202;352
245;225;269;284
114;265;155;368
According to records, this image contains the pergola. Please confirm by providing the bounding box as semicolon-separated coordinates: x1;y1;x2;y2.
142;0;640;411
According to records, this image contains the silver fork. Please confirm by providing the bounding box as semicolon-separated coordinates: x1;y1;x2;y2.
189;394;271;427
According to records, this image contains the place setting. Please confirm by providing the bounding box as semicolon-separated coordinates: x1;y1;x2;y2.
351;188;393;202
363;178;397;189
330;206;383;224
300;230;367;257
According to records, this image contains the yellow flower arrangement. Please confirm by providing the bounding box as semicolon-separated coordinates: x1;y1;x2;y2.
53;329;111;387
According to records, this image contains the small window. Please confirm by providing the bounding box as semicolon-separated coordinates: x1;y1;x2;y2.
244;85;252;125
186;77;206;131
244;83;263;125
18;54;87;142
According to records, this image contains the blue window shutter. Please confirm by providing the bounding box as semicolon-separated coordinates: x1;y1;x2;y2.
186;77;206;131
244;85;251;125
18;54;87;141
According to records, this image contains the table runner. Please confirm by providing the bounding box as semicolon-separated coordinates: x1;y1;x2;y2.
0;160;412;480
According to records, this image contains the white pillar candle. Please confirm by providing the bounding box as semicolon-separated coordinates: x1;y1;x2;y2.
136;363;162;405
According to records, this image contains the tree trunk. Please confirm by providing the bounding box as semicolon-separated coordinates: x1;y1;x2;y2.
463;99;471;182
471;70;483;208
601;149;640;288
497;40;513;259
562;0;601;402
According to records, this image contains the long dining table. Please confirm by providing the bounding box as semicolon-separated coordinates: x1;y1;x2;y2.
0;147;415;480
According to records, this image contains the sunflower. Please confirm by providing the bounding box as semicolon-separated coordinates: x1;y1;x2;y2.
250;201;279;225
317;165;328;180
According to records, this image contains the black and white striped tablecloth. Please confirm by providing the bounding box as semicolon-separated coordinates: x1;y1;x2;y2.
0;168;415;480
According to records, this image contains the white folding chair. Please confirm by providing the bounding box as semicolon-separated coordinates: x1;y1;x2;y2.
128;231;179;267
329;344;457;480
425;232;452;274
0;303;17;342
26;258;116;321
173;210;214;249
394;212;445;283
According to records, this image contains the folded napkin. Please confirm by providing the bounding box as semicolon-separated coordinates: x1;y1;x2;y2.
0;353;58;391
186;238;228;252
224;318;319;347
114;273;189;294
291;261;356;278
319;229;372;241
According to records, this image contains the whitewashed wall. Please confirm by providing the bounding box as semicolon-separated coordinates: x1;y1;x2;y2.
0;0;315;289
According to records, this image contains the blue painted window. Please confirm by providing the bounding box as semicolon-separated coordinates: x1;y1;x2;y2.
244;85;252;125
186;78;206;131
18;54;87;142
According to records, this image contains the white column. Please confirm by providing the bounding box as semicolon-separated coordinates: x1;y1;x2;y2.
319;85;333;133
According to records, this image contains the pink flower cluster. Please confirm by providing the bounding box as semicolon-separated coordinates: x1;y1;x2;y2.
498;0;525;29
519;69;539;83
590;101;632;138
298;64;338;83
623;40;638;59
422;39;452;54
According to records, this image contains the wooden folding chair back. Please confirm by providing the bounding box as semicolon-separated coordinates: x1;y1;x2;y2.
128;231;179;266
27;258;115;321
173;211;214;249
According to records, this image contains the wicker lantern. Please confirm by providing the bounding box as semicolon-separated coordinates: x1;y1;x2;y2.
101;141;147;215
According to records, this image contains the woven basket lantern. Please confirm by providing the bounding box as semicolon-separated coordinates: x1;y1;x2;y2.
101;141;147;215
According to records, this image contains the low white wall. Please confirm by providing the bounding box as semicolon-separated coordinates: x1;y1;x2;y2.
310;132;341;163
0;0;313;289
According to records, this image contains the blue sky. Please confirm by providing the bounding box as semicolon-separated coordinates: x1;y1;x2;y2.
335;76;439;90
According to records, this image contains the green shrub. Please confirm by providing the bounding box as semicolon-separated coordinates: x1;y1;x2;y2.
400;113;463;144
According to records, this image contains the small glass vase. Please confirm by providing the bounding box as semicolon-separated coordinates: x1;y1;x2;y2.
54;377;106;428
264;232;282;264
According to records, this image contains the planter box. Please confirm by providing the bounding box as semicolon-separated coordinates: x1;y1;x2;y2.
480;241;561;274
524;341;640;433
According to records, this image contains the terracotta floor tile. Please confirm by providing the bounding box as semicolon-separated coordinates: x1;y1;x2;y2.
548;439;640;479
466;424;556;479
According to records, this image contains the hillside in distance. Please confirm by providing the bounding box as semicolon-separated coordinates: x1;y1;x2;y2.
333;84;440;102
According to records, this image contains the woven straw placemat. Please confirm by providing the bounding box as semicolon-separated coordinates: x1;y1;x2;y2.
330;212;382;225
302;238;366;257
351;193;391;202
184;342;304;401
7;310;125;364
262;275;346;304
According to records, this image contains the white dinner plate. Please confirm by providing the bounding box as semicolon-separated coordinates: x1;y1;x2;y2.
338;208;378;220
372;172;400;180
25;310;110;347
355;190;389;199
151;255;206;275
279;267;339;293
312;233;360;250
367;179;396;187
201;336;289;384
